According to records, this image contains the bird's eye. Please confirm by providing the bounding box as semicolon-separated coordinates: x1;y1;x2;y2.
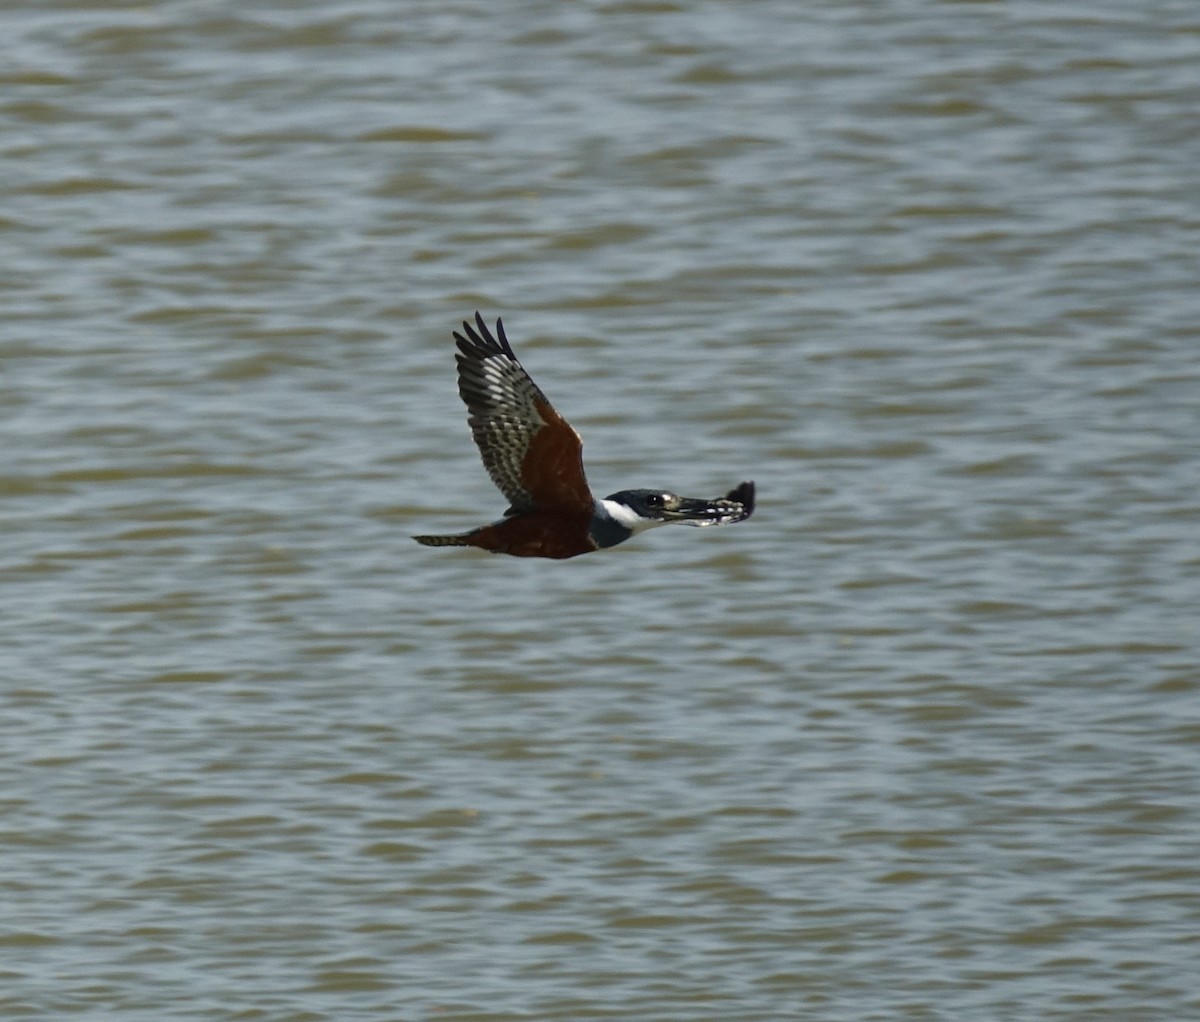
645;494;664;508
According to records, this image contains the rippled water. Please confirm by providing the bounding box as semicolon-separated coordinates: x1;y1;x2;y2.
3;2;1199;1019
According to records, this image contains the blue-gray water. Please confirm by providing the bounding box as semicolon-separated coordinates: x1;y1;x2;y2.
2;2;1198;1019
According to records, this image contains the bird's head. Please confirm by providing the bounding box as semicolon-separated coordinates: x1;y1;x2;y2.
600;482;755;532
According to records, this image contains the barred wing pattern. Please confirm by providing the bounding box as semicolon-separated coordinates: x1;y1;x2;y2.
452;313;593;515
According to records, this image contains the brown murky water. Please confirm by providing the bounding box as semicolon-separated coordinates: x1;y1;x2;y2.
2;2;1198;1019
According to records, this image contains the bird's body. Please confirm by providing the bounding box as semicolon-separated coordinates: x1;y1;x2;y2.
413;505;594;559
414;313;754;559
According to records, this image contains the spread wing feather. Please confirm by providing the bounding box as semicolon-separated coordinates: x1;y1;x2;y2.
452;313;592;514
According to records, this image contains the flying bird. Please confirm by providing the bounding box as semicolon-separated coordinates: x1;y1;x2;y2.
414;313;755;559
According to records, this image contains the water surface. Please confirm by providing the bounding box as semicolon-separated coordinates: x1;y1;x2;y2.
2;2;1198;1019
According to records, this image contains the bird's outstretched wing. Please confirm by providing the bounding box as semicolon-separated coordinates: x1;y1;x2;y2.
452;313;594;515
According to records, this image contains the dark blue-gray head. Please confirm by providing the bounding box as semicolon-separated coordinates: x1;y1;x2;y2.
590;482;755;549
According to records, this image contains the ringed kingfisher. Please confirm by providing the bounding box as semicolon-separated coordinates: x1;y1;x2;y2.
414;313;755;559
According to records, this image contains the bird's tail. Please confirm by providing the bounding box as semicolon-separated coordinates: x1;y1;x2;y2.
413;533;474;548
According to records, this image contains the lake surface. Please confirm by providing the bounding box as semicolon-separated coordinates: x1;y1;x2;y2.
2;2;1198;1019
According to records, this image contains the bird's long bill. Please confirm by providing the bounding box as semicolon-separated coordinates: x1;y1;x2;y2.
666;481;755;527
